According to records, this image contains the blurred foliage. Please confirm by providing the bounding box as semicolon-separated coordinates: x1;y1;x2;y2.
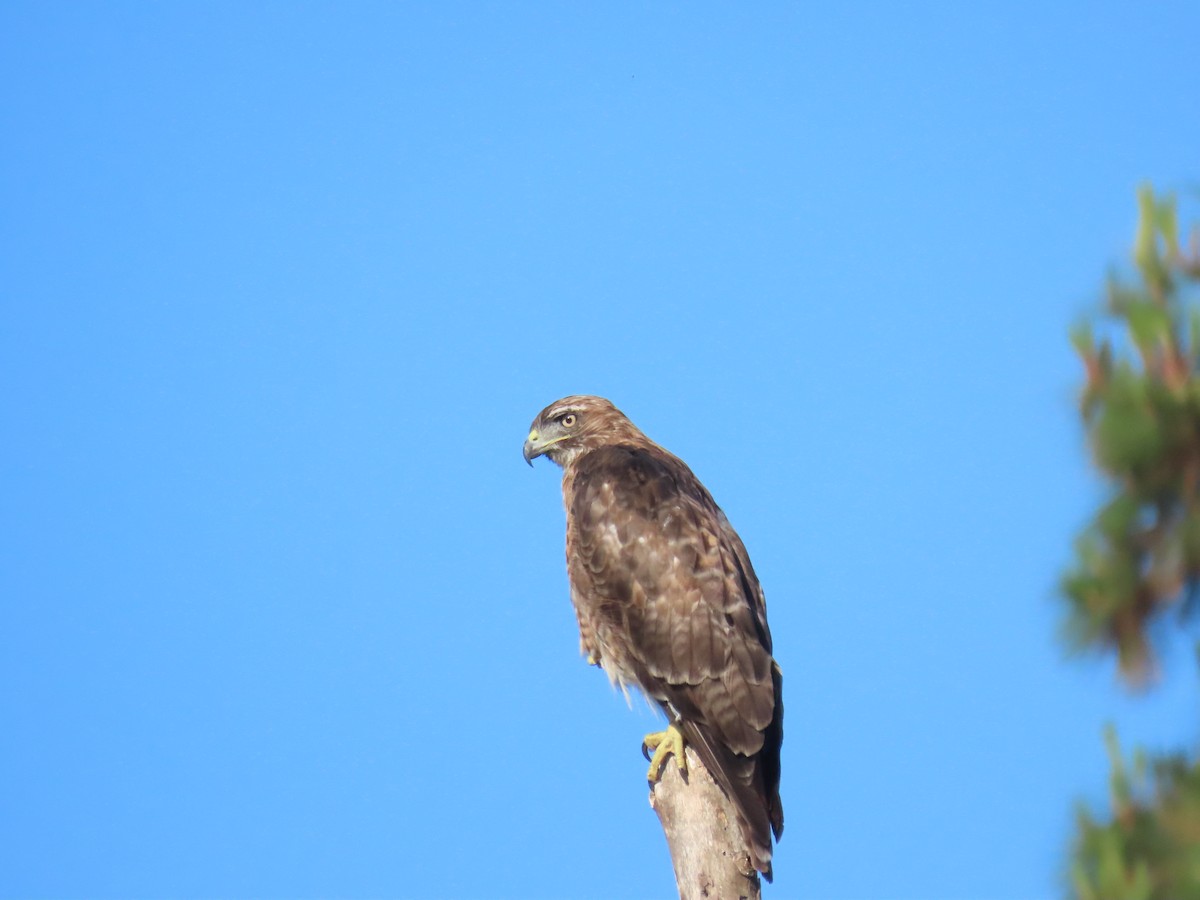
1064;186;1200;900
1071;727;1200;900
1063;186;1200;679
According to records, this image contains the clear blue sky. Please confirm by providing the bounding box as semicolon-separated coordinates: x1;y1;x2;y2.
2;3;1198;898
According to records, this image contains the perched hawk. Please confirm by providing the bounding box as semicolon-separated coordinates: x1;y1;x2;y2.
524;395;783;880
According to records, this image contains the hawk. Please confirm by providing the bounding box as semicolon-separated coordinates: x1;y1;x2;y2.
523;395;783;880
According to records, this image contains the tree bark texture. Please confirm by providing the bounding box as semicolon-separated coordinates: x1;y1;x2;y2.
649;745;762;900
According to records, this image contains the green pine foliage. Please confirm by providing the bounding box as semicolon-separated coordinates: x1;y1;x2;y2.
1063;186;1200;678
1070;727;1200;900
1064;187;1200;900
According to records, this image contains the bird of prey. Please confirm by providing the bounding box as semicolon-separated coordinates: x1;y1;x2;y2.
523;395;783;880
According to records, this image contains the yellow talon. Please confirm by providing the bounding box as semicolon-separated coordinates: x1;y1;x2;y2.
643;723;687;782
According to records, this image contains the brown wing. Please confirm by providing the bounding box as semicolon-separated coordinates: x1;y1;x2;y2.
568;445;783;876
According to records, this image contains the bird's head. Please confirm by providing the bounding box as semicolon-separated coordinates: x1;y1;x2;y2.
523;395;646;468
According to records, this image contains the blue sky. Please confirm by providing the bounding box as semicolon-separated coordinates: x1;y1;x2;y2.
2;3;1198;898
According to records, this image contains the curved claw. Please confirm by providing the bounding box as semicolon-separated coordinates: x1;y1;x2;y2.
642;723;687;782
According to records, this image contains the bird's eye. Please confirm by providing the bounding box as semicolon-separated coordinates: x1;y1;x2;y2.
561;413;577;428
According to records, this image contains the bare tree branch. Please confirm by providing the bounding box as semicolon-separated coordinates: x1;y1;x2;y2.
649;745;762;900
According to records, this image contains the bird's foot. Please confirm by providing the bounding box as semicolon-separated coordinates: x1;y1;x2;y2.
642;723;687;783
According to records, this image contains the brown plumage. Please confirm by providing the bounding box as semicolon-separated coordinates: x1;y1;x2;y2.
524;395;783;880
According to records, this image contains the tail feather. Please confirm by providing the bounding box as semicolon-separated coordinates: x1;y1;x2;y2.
680;719;780;882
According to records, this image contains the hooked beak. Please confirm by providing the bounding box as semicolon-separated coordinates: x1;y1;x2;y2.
523;426;567;466
522;432;540;466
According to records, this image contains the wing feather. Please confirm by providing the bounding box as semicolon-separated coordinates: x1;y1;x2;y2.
565;444;783;874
